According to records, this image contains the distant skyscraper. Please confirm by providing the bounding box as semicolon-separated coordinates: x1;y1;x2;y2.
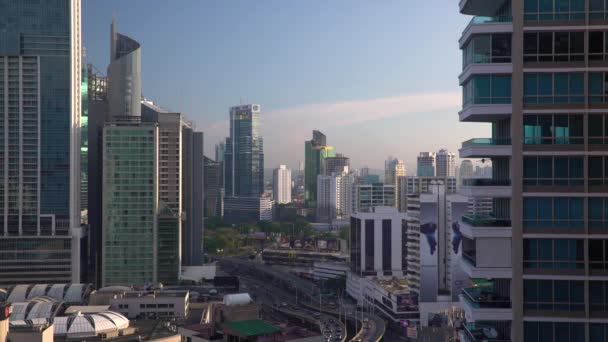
385;157;407;185
0;0;83;286
457;159;474;189
417;152;436;176
304;131;335;206
436;149;456;177
324;154;350;176
204;157;224;218
215;142;225;163
224;104;264;197
273;165;292;204
317;169;354;222
108;19;141;120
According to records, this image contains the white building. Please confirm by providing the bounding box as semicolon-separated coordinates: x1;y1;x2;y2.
436;149;456;177
273;165;292;204
385;157;406;185
316;168;353;222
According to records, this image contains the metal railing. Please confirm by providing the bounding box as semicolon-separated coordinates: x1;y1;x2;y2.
470;16;513;24
462;251;477;266
462;286;511;309
462;178;511;186
462;215;511;227
462;138;511;147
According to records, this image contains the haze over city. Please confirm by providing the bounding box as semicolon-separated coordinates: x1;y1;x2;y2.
83;0;488;170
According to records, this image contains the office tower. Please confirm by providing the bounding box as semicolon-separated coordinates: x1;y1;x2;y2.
386;157;407;209
223;197;273;224
456;0;608;339
102;123;158;286
81;61;89;218
273;165;292;204
435;149;456;177
345;207;419;323
204;157;224;218
417;152;436;176
324;154;350;176
353;183;395;212
385;157;407;184
224;104;264;197
182;129;204;266
108;20;141;120
317;169;354;222
304;130;335;206
0;0;83;286
215;142;225;163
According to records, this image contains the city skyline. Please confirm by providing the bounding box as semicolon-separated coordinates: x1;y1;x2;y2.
82;0;489;170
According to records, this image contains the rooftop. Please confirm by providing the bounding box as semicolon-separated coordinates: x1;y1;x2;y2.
372;277;412;295
223;319;280;337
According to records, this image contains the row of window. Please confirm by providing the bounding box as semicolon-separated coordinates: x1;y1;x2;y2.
524;279;584;312
523;238;584;269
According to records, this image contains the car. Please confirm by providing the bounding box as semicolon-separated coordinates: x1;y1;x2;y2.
281;302;288;307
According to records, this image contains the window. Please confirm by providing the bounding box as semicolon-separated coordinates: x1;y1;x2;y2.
524;73;584;104
523;198;584;229
588;114;608;144
524;321;584;342
524;279;585;312
382;219;392;271
589;198;608;231
462;75;511;106
462;33;512;68
523;238;584;269
523;156;583;186
588;72;608;103
589;240;608;271
590;282;608;313
591;324;608;342
590;0;608;19
524;31;584;62
524;0;585;21
588;156;608;186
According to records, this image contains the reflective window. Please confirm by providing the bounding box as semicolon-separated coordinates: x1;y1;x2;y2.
524;280;585;313
524;0;585;20
462;75;511;106
524;238;584;269
524;73;584;104
523;198;584;229
523;114;583;144
523;156;583;186
463;34;512;68
524;31;584;62
588;72;608;103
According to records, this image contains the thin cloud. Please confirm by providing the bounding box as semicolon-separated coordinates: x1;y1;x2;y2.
204;91;462;165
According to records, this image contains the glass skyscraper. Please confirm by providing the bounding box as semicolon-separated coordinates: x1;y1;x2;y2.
224;104;264;197
304;130;335;206
0;0;82;286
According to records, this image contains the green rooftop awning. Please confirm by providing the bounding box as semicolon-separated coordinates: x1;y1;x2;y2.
223;319;281;337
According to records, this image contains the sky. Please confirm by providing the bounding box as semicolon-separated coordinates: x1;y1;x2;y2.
83;0;489;172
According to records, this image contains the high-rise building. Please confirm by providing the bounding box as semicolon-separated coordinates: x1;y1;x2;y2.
316;168;354;222
436;149;456;177
224;104;264;197
183;129;205;266
397;176;457;212
0;0;83;286
455;1;608;339
215;142;225;163
353;183;395;212
102;122;158;286
417;152;436;176
457;160;474;189
385;157;407;185
304;131;335;206
324;154;350;176
204;157;224;218
108;20;141;120
223;197;273;224
273;165;292;204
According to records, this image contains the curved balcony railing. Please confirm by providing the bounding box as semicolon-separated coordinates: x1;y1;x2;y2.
462;215;511;227
462;138;511;147
462;178;511;186
470;16;513;24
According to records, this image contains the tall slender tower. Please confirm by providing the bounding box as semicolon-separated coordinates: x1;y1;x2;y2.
304;130;335;206
435;149;456;177
458;0;605;340
224;104;264;197
273;165;292;204
0;0;82;286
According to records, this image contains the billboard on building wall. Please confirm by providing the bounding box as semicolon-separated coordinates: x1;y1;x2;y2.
397;292;419;311
419;201;439;302
450;200;468;302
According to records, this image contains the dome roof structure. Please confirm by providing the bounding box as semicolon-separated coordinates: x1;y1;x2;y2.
10;311;129;338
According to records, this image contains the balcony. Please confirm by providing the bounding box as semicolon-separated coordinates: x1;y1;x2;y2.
460;322;511;342
459;0;510;16
460;286;512;321
460;138;511;158
459;103;511;122
460;215;512;239
460;178;512;197
461;248;512;279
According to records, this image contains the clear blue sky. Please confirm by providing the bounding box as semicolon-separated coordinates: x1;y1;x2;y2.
83;0;488;172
